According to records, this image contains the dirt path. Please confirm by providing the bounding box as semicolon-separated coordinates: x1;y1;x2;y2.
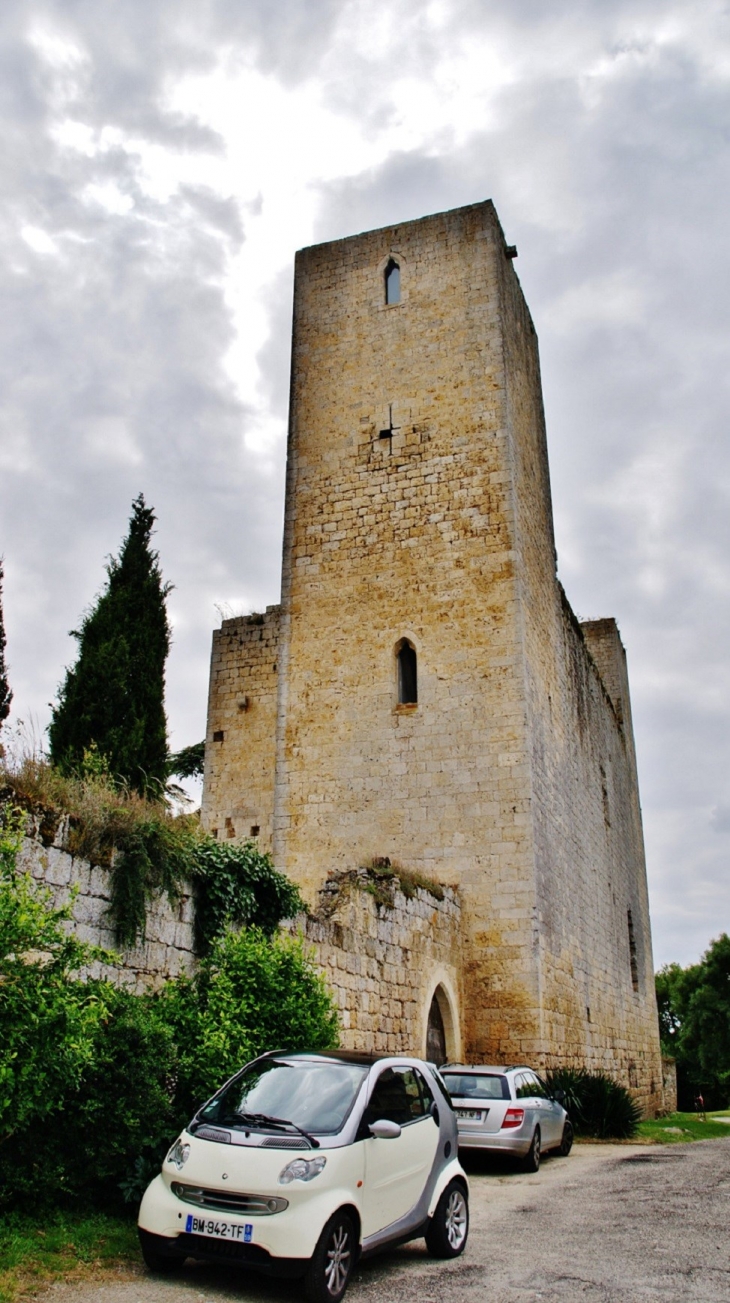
39;1140;730;1303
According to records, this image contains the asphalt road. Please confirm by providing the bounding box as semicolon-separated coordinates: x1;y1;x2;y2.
42;1140;730;1303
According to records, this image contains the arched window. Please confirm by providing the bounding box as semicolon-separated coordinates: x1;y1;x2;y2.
384;258;400;305
397;639;417;704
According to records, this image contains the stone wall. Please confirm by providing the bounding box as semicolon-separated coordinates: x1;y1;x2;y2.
527;605;663;1114
661;1056;678;1115
17;823;195;992
291;871;463;1059
202;605;280;855
498;223;664;1114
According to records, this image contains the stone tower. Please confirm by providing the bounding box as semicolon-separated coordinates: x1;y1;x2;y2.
203;201;663;1109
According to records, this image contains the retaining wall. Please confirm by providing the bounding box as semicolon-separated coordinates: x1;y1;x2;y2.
17;822;195;992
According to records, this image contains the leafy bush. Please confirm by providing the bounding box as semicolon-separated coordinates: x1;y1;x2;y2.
0;807;108;1143
161;927;339;1122
545;1067;642;1139
0;988;176;1209
192;839;304;954
0;817;338;1211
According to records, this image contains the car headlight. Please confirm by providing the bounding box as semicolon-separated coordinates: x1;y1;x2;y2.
278;1156;327;1184
166;1138;191;1170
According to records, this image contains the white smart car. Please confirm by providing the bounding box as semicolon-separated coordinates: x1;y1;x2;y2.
138;1050;469;1302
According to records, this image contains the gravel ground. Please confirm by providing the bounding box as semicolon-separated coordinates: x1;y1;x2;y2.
41;1139;730;1303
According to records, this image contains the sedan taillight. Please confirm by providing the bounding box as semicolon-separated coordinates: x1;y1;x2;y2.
501;1108;525;1129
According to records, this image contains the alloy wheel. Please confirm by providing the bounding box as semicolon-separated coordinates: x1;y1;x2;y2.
445;1188;468;1250
324;1222;352;1297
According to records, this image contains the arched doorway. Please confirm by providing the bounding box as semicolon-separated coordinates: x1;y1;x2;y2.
426;992;448;1065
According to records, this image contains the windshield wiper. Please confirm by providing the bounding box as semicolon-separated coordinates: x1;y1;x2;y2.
236;1112;320;1148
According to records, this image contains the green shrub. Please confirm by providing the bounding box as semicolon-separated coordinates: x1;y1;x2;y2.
192;839;304;954
161;927;339;1122
0;806;109;1142
0;987;176;1209
0;817;338;1211
546;1067;642;1139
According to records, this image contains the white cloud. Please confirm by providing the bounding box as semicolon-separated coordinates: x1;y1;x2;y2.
21;225;60;255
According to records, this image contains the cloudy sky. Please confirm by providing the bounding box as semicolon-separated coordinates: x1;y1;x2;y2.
1;0;728;968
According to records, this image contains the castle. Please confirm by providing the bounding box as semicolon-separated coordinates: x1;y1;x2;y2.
201;201;664;1112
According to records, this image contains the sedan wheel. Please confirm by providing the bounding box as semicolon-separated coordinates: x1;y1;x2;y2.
305;1211;356;1303
521;1126;541;1173
425;1180;469;1258
558;1120;574;1157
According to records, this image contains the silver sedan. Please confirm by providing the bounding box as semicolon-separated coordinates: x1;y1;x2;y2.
439;1065;573;1171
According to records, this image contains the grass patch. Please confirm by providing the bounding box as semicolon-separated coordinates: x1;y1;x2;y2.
1;753;186;869
0;1212;139;1303
360;856;445;909
636;1110;730;1145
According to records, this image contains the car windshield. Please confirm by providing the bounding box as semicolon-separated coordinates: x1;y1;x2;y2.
442;1073;511;1101
198;1059;369;1135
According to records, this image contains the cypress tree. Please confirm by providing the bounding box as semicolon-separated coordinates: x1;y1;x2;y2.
49;496;171;795
0;558;11;727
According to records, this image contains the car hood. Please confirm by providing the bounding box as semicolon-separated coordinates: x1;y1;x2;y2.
163;1130;345;1196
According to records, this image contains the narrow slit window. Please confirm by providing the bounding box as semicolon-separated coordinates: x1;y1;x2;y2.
627;909;639;991
385;258;400;305
397;640;417;704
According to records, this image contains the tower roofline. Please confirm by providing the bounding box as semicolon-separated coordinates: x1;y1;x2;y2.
296;198;505;257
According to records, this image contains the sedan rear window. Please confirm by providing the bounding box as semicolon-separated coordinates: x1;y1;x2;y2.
442;1073;511;1101
198;1059;369;1135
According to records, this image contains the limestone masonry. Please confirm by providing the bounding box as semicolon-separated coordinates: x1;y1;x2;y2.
202;201;664;1112
18;816;195;992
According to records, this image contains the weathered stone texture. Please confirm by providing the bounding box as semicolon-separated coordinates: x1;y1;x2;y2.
202;605;280;853
17;828;195;992
201;201;665;1112
661;1056;678;1115
289;874;462;1058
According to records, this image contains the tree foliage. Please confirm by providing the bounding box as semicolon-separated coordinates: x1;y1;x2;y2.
49;496;171;796
0;558;11;728
167;740;205;779
656;934;730;1108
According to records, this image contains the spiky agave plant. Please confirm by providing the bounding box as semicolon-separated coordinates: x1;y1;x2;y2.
546;1067;641;1139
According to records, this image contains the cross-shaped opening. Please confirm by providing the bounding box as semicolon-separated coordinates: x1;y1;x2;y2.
379;404;400;441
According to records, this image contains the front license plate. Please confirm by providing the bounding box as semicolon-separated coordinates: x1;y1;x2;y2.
185;1214;253;1243
456;1108;487;1121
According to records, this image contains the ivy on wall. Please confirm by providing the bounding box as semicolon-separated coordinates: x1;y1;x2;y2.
108;822;304;951
0;758;303;952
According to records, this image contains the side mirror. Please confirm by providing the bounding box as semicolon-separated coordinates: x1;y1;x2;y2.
368;1119;402;1140
430;1101;440;1126
553;1089;566;1106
